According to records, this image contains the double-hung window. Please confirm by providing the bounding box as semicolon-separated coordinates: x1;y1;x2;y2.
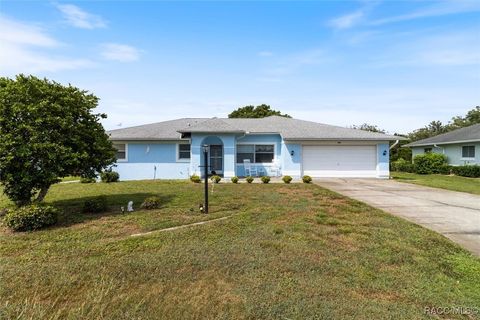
113;143;127;161
236;144;274;163
462;146;475;159
178;144;191;160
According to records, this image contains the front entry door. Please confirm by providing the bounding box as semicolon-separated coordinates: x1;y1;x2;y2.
209;145;223;175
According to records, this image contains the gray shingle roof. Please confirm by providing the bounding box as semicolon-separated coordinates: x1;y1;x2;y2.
108;118;207;140
108;116;402;141
405;124;480;147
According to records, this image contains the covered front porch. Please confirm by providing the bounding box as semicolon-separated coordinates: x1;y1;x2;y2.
189;133;283;178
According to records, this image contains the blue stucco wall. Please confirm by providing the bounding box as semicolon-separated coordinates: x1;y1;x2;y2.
190;134;237;178
377;143;390;178
114;142;190;180
281;143;302;178
412;143;480;165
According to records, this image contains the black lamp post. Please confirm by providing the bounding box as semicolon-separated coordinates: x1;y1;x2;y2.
202;144;209;214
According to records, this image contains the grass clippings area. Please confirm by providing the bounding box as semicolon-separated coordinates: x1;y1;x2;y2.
392;172;480;195
1;180;479;319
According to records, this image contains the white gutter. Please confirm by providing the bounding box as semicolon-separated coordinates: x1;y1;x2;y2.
389;140;400;150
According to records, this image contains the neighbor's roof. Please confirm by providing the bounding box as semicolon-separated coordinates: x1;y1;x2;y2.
405;124;480;147
108;116;402;141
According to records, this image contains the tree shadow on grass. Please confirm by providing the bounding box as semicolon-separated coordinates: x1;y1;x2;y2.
392;176;416;181
51;193;176;228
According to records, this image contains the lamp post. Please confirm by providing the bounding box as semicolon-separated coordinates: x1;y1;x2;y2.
202;144;209;214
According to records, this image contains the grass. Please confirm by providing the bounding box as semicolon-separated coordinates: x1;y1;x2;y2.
61;176;81;182
391;172;480;195
1;181;479;319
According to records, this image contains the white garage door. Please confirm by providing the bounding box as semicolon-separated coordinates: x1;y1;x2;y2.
303;145;377;178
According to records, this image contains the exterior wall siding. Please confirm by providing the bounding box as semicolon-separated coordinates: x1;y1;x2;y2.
411;143;480;165
113;136;394;180
114;142;190;180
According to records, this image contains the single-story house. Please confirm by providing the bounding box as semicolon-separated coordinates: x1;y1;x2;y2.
107;116;401;180
405;124;479;166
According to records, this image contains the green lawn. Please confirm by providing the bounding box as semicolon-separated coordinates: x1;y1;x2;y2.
1;181;479;319
391;172;480;195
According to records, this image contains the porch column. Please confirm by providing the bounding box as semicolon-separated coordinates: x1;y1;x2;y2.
221;135;236;178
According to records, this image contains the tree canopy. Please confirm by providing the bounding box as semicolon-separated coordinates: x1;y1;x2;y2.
228;104;291;118
408;106;480;142
351;123;386;133
0;75;116;206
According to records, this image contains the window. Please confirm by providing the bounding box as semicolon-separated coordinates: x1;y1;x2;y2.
236;144;274;163
113;143;126;161
424;148;432;153
462;146;475;158
178;144;191;160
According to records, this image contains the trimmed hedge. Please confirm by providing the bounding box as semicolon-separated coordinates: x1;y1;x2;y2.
282;175;293;184
245;176;254;183
100;170;120;183
391;158;414;173
413;153;447;174
190;174;201;183
141;196;161;210
210;175;221;183
231;176;239;183
451;165;480;178
261;176;271;184
82;196;108;213
4;205;58;231
302;175;312;183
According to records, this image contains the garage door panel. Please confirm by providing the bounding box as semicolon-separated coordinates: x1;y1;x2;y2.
303;145;377;177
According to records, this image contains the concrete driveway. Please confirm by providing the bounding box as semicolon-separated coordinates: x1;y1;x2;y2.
315;178;480;256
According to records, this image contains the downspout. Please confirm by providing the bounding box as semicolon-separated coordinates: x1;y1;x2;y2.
389;140;399;150
433;144;445;154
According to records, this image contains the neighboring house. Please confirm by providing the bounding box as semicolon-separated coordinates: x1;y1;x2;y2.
107;116;401;180
405;124;480;165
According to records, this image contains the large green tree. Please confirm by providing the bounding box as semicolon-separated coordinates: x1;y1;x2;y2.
228;104;291;118
351;123;386;133
0;75;116;206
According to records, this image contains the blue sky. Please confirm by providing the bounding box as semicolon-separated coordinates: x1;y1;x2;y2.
1;1;479;133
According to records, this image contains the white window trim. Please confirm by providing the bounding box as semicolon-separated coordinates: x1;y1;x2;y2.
236;142;277;164
461;145;475;160
176;143;191;162
113;142;128;162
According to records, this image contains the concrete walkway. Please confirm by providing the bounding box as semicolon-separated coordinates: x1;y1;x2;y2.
315;178;480;256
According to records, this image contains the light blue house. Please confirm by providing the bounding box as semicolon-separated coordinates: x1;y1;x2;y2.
405;124;480;165
107;116;400;180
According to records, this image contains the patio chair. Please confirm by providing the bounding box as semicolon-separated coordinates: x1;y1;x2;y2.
267;160;282;177
243;159;258;177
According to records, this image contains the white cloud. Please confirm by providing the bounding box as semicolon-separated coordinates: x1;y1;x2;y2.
328;10;364;30
370;0;480;26
0;15;59;47
100;43;141;62
56;4;106;29
0;15;94;74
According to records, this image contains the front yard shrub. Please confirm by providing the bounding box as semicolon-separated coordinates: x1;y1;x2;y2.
231;176;239;183
451;165;480;178
80;177;96;183
261;176;271;184
82;196;108;213
190;174;201;183
100;170;120;183
245;176;254;183
302;175;312;183
391;158;414;173
210;175;221;183
413;153;447;174
439;164;453;175
4;205;58;231
141;196;161;210
282;175;293;184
